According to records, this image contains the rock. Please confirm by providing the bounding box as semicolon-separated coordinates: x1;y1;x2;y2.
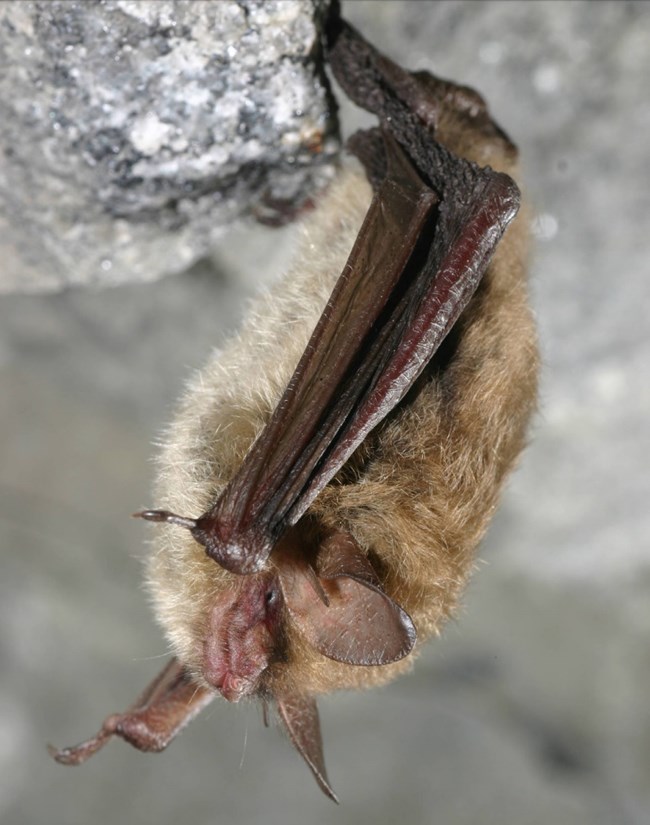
0;0;338;292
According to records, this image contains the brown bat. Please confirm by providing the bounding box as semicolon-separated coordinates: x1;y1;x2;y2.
49;16;538;801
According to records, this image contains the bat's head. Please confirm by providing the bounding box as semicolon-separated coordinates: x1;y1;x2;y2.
152;515;417;703
136;504;418;803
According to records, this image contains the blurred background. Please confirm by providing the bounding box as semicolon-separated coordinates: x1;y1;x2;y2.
1;1;649;823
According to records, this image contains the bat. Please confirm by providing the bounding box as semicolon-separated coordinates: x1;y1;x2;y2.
49;15;538;802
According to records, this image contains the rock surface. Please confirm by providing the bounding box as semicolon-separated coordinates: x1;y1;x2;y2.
0;0;337;291
1;2;649;824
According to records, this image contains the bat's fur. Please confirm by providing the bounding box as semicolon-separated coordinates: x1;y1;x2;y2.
146;103;539;700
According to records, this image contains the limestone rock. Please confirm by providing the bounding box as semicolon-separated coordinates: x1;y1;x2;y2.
0;0;338;292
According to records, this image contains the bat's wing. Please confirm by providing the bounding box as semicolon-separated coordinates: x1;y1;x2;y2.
202;129;442;575
49;658;213;765
141;20;520;577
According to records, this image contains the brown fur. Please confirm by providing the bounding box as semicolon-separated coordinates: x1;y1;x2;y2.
146;102;539;700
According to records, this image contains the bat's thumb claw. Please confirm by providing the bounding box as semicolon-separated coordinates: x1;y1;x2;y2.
133;510;198;530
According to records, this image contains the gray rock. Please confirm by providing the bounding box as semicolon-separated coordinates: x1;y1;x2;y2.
0;0;338;292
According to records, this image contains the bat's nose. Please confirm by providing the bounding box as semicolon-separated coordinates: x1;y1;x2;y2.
217;673;250;703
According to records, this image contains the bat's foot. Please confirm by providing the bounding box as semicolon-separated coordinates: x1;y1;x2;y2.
47;725;114;765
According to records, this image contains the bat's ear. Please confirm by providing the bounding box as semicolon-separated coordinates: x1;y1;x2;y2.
279;530;416;666
276;693;338;802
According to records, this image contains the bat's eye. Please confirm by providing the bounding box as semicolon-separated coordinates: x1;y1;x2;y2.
263;585;282;628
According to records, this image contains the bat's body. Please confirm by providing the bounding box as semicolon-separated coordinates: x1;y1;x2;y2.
148;154;536;699
50;17;538;800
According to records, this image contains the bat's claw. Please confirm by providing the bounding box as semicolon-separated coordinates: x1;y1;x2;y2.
47;727;113;765
133;510;198;530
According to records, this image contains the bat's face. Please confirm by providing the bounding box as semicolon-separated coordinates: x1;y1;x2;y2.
196;521;417;702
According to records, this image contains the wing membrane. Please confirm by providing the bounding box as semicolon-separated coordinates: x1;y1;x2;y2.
186;20;521;574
